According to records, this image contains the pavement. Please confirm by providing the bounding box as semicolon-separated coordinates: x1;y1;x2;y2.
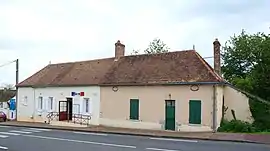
0;125;270;151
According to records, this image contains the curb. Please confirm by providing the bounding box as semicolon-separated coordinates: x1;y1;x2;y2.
0;123;266;145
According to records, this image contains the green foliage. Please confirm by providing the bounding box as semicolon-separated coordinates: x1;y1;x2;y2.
249;98;270;131
144;38;170;54
218;119;256;133
130;38;170;55
131;49;140;55
222;29;270;130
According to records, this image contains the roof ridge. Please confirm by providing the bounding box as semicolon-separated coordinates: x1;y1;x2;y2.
49;57;115;66
127;49;195;57
193;51;223;81
45;50;195;66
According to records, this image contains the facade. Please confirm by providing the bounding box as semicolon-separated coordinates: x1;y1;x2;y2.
16;39;253;132
17;86;100;125
100;85;217;132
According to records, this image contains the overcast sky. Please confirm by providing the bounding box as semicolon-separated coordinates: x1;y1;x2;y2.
0;0;270;86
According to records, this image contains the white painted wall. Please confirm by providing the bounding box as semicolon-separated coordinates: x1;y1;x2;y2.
17;86;100;125
223;86;253;123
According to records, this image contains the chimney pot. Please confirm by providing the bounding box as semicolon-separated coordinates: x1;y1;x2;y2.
213;38;221;76
115;40;125;60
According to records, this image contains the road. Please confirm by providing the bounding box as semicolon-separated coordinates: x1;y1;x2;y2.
0;125;269;151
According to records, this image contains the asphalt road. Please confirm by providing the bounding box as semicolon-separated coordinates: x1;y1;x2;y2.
0;125;270;151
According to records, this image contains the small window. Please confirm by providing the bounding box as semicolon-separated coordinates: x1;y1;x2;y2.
166;100;175;106
48;97;53;111
23;96;28;105
38;96;43;110
84;98;90;113
0;102;3;108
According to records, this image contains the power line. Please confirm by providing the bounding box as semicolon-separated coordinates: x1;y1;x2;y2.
203;56;214;59
0;60;16;68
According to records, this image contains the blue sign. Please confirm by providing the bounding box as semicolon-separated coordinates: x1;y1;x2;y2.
9;98;16;111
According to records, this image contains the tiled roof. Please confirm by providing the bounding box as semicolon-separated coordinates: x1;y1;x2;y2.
17;50;222;87
100;50;222;85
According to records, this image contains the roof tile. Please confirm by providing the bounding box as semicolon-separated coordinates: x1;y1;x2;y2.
17;50;222;87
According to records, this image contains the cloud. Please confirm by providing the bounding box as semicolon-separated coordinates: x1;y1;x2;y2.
0;0;270;85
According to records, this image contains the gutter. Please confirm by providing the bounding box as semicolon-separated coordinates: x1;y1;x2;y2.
99;81;226;86
17;81;226;88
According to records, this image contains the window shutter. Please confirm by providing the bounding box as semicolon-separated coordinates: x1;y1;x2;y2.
189;100;202;124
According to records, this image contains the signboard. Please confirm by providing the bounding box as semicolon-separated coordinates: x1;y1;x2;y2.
71;92;85;96
9;98;16;111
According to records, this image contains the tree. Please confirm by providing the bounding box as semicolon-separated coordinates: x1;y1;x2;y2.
144;38;170;54
131;49;140;55
1;83;14;90
222;30;270;97
222;29;270;130
130;38;170;55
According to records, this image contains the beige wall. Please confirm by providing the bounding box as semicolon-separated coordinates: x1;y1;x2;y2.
223;86;253;122
100;85;215;132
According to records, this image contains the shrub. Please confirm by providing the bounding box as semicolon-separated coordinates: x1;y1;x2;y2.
218;119;256;133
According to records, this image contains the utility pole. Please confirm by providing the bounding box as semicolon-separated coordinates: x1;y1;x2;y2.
15;59;19;121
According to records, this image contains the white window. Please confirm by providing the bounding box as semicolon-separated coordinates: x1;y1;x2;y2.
0;102;3;108
48;97;53;111
22;96;28;105
83;98;90;113
38;96;43;110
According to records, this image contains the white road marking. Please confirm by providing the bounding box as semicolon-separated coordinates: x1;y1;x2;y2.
149;137;198;143
22;129;41;133
73;131;108;136
0;135;8;138
146;147;180;151
10;130;32;134
0;145;8;150
23;134;137;149
0;132;21;136
0;126;10;128
27;128;52;131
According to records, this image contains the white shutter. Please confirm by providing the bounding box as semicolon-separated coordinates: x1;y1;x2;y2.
89;99;93;115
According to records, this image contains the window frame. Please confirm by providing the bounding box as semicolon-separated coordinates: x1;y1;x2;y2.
189;100;202;124
23;96;28;105
83;98;90;114
129;99;139;120
48;97;53;111
38;96;43;110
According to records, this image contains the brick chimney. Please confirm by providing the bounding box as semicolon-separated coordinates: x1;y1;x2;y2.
115;40;125;60
213;38;221;76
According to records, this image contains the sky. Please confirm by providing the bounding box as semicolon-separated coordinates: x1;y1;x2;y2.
0;0;270;87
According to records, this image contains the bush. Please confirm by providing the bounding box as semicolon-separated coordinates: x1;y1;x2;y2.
218;119;256;133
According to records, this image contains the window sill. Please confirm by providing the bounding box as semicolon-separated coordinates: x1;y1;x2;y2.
188;123;202;126
128;119;141;122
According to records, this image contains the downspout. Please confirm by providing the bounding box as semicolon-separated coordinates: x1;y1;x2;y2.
212;84;217;132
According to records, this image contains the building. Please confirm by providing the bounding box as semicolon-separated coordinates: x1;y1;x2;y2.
0;89;16;120
16;39;253;132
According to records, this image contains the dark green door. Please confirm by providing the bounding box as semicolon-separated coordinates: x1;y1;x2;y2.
165;100;175;130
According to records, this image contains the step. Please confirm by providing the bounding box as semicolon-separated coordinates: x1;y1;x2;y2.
49;121;88;128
